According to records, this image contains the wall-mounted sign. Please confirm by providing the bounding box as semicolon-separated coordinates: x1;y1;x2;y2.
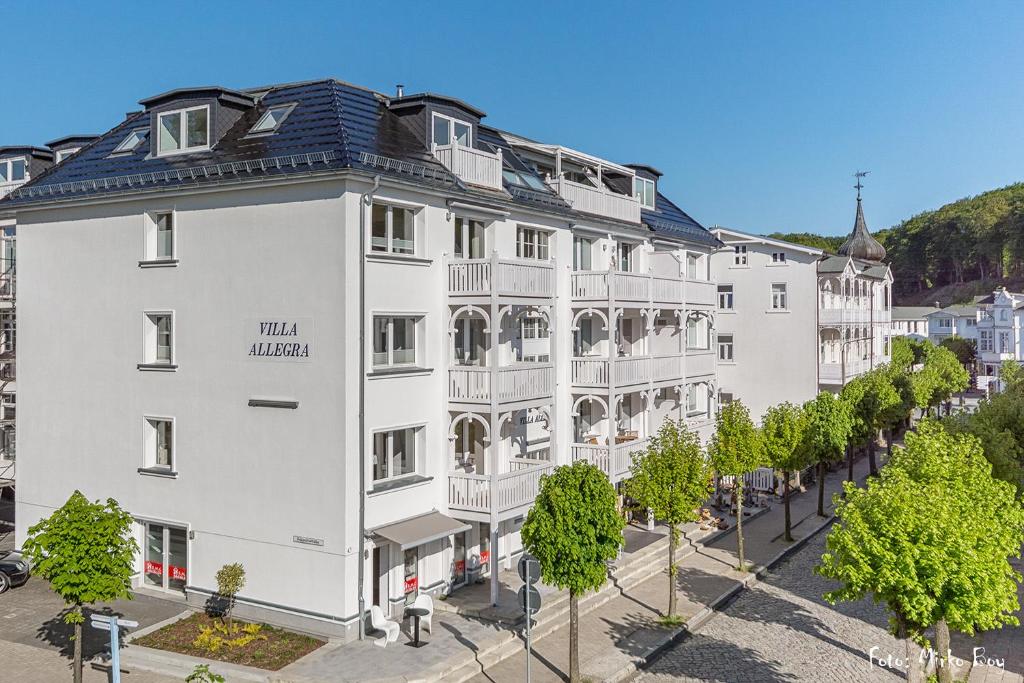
247;317;315;362
292;535;324;547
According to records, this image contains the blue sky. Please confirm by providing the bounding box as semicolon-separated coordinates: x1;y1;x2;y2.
3;1;1022;236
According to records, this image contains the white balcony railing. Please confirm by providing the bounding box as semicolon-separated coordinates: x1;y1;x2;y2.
448;462;554;515
685;280;717;308
432;144;503;190
571;437;650;483
449;364;554;403
547;177;641;223
571;354;684;387
685;350;716;378
819;308;873;325
448;256;555;298
820;359;872;384
570;270;684;303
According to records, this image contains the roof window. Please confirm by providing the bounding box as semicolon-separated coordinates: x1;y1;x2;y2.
157;105;210;156
249;104;295;135
111;129;150;155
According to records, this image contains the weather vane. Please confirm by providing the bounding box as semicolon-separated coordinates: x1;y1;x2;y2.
853;170;870;200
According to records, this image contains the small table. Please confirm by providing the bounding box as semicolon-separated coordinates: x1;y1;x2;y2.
404;606;429;648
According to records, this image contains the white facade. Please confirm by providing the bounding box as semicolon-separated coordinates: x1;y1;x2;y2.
890;307;939;340
976;288;1024;377
926;305;980;345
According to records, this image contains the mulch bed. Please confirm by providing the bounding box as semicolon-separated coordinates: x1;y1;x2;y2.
133;612;324;671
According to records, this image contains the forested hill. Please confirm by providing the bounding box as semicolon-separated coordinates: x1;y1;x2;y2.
770;183;1024;305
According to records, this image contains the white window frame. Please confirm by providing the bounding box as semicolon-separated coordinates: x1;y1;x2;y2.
370;203;417;256
516;226;550;260
142;310;176;368
142;210;177;264
142;415;176;472
432;112;472;147
111;129;149;155
573;235;594;271
0;157;27;183
371;424;423;484
771;251;787;264
718;334;734;362
980;330;993;352
156;105;211;157
686;253;700;280
633;177;656;209
55;148;80;163
247;103;296;136
771;283;788;311
618;242;635;272
717;284;734;310
454;216;486;259
520;315;549;340
371;315;422;369
733;244;748;266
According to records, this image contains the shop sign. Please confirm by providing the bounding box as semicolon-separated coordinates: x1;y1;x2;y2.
403;577;418;594
247;318;315;362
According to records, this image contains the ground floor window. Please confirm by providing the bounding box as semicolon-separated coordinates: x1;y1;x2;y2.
403;547;419;602
479;523;491;575
453;532;467;586
143;523;187;591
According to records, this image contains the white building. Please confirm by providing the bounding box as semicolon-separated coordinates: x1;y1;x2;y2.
2;80;722;639
975;288;1024;378
890;306;939;340
925;302;980;345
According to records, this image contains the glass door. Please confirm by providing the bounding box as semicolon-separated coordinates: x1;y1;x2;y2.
454;218;485;259
403;547;419;604
143;523;188;591
453;532;467;586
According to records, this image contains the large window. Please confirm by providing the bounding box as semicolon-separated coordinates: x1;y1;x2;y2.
371;204;415;255
157;106;209;155
717;285;734;310
0;158;27;183
686;316;709;350
454;217;485;259
144;523;187;591
516;227;550;260
771;283;788;310
718;334;734;362
633;177;655;209
999;331;1012;353
432;113;471;147
372;316;418;368
372;427;419;482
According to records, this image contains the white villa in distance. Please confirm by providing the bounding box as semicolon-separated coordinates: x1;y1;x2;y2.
2;79;723;640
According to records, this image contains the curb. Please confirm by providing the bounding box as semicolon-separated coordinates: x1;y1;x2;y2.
604;512;837;683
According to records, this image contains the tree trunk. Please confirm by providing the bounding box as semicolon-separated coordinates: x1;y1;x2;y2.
817;460;827;517
783;471;793;542
736;479;746;571
73;614;83;683
847;442;854;483
667;523;677;617
936;618;953;683
898;615;923;683
886;427;893;460
569;591;580;682
868;438;877;476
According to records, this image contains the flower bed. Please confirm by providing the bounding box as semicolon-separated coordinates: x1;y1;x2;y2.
133;612;324;671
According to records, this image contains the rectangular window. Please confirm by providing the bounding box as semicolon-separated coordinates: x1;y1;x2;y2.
999;331;1011;353
771;283;788;310
516;227;550;260
573;235;593;271
771;252;786;263
718;334;734;362
618;243;633;272
454;217;485;259
145;417;174;470
633;177;655;209
521;316;549;339
0;158;27;183
686;254;699;279
144;313;174;366
372;316;418;368
686;317;708;350
938;318;952;329
733;245;747;266
718;285;734;310
370;204;415;255
575;317;594;356
432;113;471;147
372;427;419;482
966;318;976;327
687;384;699;414
157;106;210;155
155;213;174;259
144;523;187;591
980;330;993;352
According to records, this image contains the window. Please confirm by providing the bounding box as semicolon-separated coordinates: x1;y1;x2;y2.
686;316;708;350
522;353;551;363
999;331;1011;353
145;417;174;470
0;158;27;183
771;252;786;263
155;212;174;259
372;427;419;482
966;318;977;327
618;242;634;272
573;235;593;271
937;317;952;329
718;334;734;362
55;148;79;163
771;283;788;310
372;316;418;368
432;113;471;147
249;104;294;134
516;227;550;260
502;167;547;191
112;129;149;154
686;384;707;417
717;285;734;310
980;330;993;352
370;204;415;255
143;313;174;366
157;106;209;155
574;317;595;356
686;254;700;279
521;316;549;339
733;245;747;266
454;217;485;259
633;177;655;208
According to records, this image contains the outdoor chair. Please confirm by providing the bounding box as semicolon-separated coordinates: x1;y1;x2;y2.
412;594;434;634
370;605;400;647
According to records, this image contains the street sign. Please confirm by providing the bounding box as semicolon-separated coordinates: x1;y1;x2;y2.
518;554;540;584
518;584;541;615
89;614;138;683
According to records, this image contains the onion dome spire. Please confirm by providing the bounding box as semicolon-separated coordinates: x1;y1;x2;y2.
837;171;886;262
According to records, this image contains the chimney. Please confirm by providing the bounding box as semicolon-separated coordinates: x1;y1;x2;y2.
935;301;941;308
395;84;404;98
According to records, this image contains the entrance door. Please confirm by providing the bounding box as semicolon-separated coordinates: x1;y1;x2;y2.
144;523;188;591
453;532;467;586
372;547;382;608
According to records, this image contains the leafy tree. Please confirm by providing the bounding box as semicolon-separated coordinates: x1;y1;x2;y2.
890;336;916;371
999;359;1024;391
840;377;876;477
817;423;1024;683
943;381;1024;493
22;492;138;683
521;461;624;682
708;401;764;571
215;563;246;632
880;368;916;457
626;419;713;621
924;345;970;414
762;403;810;542
801;392;853;517
939;335;977;369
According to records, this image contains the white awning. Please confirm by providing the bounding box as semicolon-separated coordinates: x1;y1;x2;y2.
371;511;471;551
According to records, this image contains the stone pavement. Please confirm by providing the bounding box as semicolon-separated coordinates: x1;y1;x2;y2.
956;550;1024;683
0;637;182;683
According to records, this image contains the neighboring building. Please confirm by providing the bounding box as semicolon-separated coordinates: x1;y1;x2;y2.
1;79;722;639
890;306;939;340
0;146;55;199
975;288;1024;378
709;228;823;422
925;303;979;345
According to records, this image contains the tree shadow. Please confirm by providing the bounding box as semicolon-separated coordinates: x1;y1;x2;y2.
37;606;128;661
642;631;800;682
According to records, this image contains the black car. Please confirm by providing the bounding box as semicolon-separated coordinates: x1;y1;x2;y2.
0;550;29;593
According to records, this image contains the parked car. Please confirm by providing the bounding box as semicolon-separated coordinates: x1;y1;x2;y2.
0;550;29;593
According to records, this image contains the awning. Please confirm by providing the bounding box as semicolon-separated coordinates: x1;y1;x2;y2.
371;511;471;551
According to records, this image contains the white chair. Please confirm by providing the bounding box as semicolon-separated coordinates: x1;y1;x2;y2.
412;594;434;634
370;605;399;647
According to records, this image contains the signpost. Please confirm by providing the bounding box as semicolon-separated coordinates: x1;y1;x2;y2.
517;554;542;683
89;614;138;683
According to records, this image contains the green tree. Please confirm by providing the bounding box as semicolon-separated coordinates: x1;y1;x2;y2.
708;401;763;571
880;368;916;458
924;345;971;414
890;336;916;371
840;376;877;477
22;492;139;683
626;419;713;621
801;392;854;517
762;402;810;542
521;462;624;682
999;359;1024;391
186;665;226;683
939;335;977;369
943;381;1024;493
215;563;246;632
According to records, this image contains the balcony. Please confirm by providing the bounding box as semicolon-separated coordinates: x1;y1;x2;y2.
449;363;554;405
819;308;873;325
685;349;716;378
571;270;683;304
432;144;503;191
448;461;554;518
448;256;555;299
571;437;650;484
685;280;717;308
820;359;872;385
547;177;640;223
571;354;684;388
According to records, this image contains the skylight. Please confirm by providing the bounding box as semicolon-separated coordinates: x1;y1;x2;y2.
502;168;546;191
249;105;294;134
112;129;149;154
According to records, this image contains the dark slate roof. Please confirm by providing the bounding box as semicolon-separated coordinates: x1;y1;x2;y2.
46;135;100;150
0;146;53;160
818;256;850;274
929;304;978;317
643;192;720;248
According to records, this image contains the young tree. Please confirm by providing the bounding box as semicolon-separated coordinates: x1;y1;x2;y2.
708;401;763;571
999;359;1024;391
817;423;1024;683
939;335;977;369
215;563;246;632
839;377;873;478
22;492;138;683
880;369;916;458
521;462;624;683
762;402;810;542
626;419;712;621
801;392;853;517
890;335;916;371
925;346;970;415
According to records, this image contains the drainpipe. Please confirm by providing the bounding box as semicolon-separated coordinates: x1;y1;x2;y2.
357;174;381;640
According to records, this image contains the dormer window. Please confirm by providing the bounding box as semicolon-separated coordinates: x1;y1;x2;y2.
112;129;149;155
249;104;294;135
157;105;209;156
55;148;79;163
633;177;656;209
432;113;471;147
0;158;26;183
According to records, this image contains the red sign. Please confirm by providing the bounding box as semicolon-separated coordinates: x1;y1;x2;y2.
404;577;418;594
454;560;466;574
144;560;163;576
169;565;187;581
480;551;490;565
